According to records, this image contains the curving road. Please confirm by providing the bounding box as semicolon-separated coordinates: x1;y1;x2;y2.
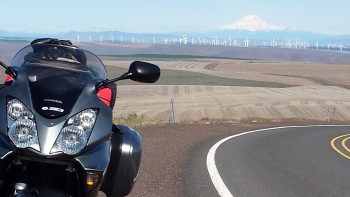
199;125;350;197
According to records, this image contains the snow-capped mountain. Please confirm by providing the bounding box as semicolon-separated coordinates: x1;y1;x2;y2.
0;13;347;45
221;15;285;31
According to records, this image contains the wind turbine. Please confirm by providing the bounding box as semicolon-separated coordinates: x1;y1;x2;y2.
295;39;299;48
339;44;344;52
327;43;331;51
271;38;277;48
201;38;207;45
183;35;188;45
212;36;219;45
110;35;114;43
99;35;104;42
120;35;123;43
197;37;202;45
88;35;92;42
315;42;319;50
132;36;135;43
285;39;292;48
244;38;250;47
179;37;183;45
76;34;80;43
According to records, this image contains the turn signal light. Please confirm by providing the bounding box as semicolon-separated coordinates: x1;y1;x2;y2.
86;172;101;188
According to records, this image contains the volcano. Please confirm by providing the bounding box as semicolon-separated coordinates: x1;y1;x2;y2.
221;15;286;31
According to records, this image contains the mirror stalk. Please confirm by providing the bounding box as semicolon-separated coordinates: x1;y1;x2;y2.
0;61;17;79
0;61;8;70
96;72;132;90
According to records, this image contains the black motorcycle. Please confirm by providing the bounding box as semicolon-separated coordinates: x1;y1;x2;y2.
0;38;160;196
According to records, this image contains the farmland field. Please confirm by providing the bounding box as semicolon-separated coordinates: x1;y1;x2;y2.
102;57;350;123
1;41;349;123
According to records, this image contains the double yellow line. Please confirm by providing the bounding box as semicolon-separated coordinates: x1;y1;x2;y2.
330;134;350;160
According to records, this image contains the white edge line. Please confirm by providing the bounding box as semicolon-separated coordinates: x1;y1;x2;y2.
206;124;350;197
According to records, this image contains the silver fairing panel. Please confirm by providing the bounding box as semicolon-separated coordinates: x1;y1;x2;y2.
0;68;112;157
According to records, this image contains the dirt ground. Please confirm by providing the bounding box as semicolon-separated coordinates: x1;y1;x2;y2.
114;85;350;123
105;59;350;123
103;59;350;87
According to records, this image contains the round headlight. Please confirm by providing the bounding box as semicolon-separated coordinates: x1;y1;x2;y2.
52;108;98;155
73;109;97;131
7;99;24;120
8;118;38;148
57;125;87;155
7;99;34;120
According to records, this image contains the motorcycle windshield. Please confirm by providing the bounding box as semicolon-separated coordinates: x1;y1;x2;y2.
10;44;107;118
11;44;107;80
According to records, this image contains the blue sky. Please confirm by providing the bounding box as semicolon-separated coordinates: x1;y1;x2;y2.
1;0;350;35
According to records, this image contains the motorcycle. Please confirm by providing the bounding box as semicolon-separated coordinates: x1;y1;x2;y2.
0;38;160;196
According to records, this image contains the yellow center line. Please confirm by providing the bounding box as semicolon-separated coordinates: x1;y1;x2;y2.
342;137;350;153
330;134;350;160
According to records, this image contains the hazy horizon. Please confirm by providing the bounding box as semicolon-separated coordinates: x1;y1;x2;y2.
1;0;350;36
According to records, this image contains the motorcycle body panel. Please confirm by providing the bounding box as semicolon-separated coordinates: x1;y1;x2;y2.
101;125;142;197
0;39;160;196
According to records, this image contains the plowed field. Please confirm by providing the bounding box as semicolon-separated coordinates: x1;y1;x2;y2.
104;59;350;123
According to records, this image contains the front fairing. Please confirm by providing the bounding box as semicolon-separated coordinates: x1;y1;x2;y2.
0;43;117;196
0;44;113;158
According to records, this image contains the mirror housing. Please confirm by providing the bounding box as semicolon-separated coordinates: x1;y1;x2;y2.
128;61;160;83
96;61;160;90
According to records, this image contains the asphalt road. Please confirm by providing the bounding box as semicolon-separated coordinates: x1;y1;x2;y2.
188;125;350;197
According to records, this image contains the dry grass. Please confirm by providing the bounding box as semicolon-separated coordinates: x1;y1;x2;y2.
113;85;350;123
103;59;350;87
107;58;350;123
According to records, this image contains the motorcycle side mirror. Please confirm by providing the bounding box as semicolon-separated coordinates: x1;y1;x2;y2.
0;60;17;79
96;61;160;90
128;61;160;83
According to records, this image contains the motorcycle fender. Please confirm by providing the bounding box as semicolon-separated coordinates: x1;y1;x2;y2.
100;125;142;197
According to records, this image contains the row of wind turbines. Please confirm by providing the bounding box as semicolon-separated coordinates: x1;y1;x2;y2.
76;34;347;52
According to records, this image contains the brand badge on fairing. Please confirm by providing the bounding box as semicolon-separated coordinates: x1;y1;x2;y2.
44;99;63;104
42;106;64;113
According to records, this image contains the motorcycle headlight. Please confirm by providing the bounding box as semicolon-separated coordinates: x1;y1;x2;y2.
7;98;39;151
52;109;98;155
